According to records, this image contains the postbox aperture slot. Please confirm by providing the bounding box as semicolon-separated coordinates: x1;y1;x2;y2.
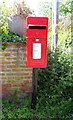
28;26;46;29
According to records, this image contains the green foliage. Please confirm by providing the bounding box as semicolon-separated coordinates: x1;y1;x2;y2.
59;1;73;16
1;31;26;43
58;33;72;49
37;47;73;118
1;44;7;50
0;2;9;35
0;2;27;44
2;0;73;119
36;13;72;117
0;1;32;35
38;0;72;17
2;45;73;119
0;31;26;50
2;97;32;119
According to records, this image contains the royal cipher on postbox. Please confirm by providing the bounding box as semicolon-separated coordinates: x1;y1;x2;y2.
26;17;48;68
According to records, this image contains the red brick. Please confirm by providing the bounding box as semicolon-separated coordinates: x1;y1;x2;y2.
1;43;32;99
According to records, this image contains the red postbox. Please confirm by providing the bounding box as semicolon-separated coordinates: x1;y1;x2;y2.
26;17;48;68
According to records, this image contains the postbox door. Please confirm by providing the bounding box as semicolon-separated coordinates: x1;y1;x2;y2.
26;37;47;68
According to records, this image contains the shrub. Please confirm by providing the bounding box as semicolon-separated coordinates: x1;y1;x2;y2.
37;47;73;118
11;1;32;18
2;46;73;119
1;31;26;43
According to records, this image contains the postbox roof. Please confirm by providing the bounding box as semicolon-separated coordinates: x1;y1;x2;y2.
26;17;48;27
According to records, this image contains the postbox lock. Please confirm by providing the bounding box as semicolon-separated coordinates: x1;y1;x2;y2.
36;38;39;42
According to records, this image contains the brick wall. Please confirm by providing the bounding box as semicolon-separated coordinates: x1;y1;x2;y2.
0;43;32;99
